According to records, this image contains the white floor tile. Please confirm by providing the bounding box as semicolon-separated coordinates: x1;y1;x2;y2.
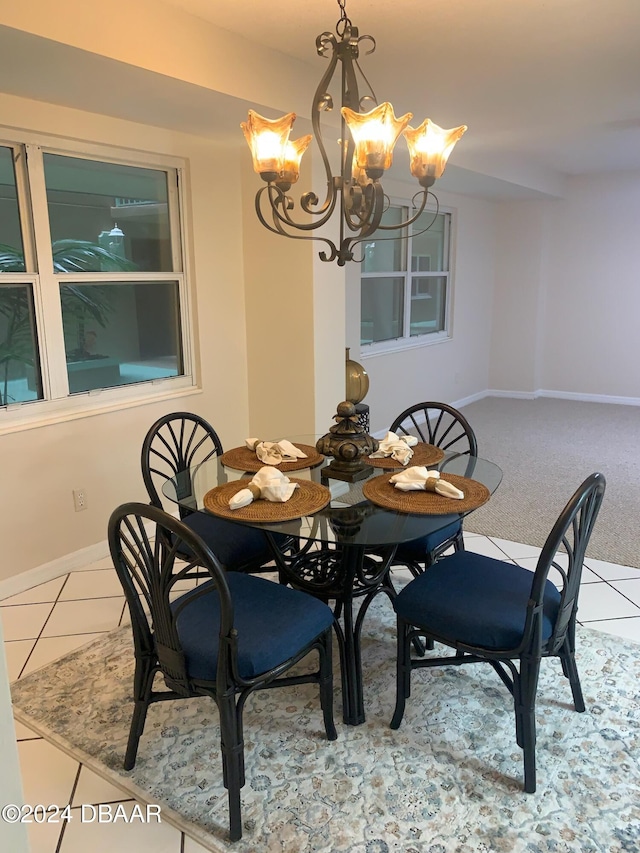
608;578;640;608
463;537;514;560
26;817;65;853
59;800;182;853
41;597;125;638
13;717;41;740
1;576;67;606
585;617;640;644
184;835;215;852
4;639;36;681
17;738;79;809
487;538;542;560
583;557;640;581
58;570;123;601
1;603;55;641
513;557;602;585
72;764;135;807
577;582;640;622
21;633;106;677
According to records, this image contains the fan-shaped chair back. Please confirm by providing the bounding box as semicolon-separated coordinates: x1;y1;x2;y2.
390;401;477;457
141;411;223;513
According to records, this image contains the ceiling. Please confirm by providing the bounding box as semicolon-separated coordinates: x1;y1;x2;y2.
160;0;640;178
2;0;640;199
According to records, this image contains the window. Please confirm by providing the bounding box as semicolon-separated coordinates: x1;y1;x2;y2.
0;137;192;427
360;204;452;351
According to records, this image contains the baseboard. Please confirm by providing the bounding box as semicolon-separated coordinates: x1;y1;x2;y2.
536;389;640;406
0;516;161;601
485;388;640;406
0;541;112;601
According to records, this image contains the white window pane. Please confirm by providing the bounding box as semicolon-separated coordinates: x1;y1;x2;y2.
409;276;447;336
361;276;404;344
43;154;174;273
60;281;183;393
0;283;43;403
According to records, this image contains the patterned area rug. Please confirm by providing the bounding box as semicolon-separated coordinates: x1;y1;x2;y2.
10;594;640;853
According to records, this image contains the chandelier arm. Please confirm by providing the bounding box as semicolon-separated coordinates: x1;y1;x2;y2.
368;189;432;232
258;184;340;233
254;188;341;262
302;41;342;218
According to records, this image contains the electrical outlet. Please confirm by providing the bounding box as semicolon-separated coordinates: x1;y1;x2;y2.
73;488;88;512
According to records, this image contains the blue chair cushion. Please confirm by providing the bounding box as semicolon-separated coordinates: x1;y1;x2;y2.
172;573;334;680
393;518;462;562
177;511;288;571
393;551;561;650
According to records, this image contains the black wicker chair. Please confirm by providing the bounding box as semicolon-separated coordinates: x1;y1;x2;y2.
390;472;606;793
108;502;337;842
388;402;478;577
141;411;287;574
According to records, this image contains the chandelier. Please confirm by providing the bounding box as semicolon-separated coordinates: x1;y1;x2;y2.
241;0;466;266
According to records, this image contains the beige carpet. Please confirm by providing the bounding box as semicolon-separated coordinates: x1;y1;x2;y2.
460;397;640;568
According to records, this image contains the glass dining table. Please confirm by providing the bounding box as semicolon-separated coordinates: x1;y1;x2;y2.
162;440;502;726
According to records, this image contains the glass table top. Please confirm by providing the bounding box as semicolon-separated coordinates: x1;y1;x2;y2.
161;441;502;548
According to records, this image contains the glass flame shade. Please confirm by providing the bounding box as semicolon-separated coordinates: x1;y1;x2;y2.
403;120;467;184
341;102;412;178
241;110;297;179
280;135;313;186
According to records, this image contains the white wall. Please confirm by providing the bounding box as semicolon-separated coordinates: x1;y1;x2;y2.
346;183;498;433
541;172;640;398
489;173;640;401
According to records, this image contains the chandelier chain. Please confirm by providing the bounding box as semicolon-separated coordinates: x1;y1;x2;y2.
336;0;352;37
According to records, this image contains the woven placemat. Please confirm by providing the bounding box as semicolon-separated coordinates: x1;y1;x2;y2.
362;472;490;515
365;442;445;470
204;478;331;522
219;444;324;473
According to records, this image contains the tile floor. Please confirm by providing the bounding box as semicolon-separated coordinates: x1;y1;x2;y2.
3;532;640;852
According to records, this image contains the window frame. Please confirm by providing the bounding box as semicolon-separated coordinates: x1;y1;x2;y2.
359;198;456;356
0;130;198;434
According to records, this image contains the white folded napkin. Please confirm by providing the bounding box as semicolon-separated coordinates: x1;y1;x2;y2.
389;466;464;499
229;466;300;509
245;438;307;465
369;431;418;465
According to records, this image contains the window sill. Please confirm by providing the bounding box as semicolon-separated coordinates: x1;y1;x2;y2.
360;331;451;359
0;377;201;436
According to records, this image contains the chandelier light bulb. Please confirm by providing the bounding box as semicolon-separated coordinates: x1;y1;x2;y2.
403;120;468;186
279;135;313;189
241;110;297;181
341;102;412;179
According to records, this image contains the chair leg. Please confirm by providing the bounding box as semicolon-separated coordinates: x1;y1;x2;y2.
390;618;411;729
558;636;586;713
124;656;155;770
218;691;245;842
319;630;338;741
515;657;541;793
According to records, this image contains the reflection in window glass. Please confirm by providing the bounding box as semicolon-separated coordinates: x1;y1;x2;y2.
411;212;447;273
0;284;43;404
410;276;446;336
362;206;406;274
43;155;174;273
0;146;26;271
60;282;183;393
361;277;404;344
